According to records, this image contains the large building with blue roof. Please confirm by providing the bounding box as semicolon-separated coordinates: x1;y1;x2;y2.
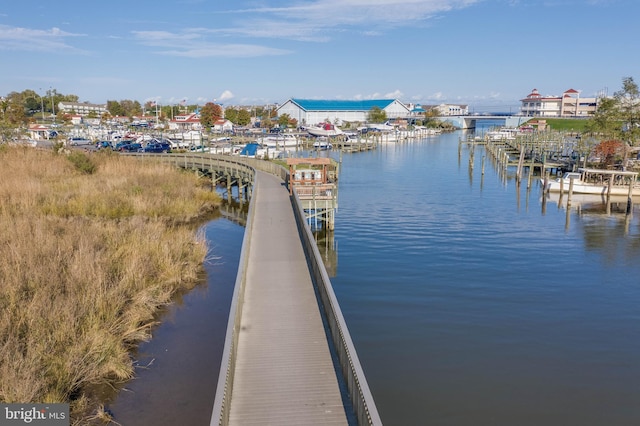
276;98;411;126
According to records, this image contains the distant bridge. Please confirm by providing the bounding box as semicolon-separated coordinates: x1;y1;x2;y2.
438;115;530;130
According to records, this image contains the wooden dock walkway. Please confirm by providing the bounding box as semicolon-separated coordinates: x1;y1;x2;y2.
225;170;349;425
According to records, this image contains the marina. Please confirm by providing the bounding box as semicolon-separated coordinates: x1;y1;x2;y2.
106;127;640;426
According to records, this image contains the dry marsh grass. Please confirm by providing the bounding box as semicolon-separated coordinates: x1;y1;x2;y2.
0;146;221;423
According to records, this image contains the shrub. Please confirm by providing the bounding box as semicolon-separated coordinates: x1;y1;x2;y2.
67;151;96;174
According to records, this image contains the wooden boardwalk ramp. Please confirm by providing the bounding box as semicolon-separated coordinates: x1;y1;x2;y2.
218;170;350;425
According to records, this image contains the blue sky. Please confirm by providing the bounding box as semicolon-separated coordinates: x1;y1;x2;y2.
1;0;637;112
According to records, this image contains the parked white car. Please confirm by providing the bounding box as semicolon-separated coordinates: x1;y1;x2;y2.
67;137;93;146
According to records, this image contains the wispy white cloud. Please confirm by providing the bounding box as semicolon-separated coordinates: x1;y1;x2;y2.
228;0;479;22
0;25;84;52
132;30;291;57
350;90;405;100
218;0;481;41
208;20;330;42
385;89;405;99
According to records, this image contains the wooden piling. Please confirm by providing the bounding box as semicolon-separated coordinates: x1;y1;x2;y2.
543;171;549;194
527;156;535;189
567;177;574;206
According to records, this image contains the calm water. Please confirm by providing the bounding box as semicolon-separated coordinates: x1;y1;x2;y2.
331;130;640;426
108;218;244;425
109;129;640;426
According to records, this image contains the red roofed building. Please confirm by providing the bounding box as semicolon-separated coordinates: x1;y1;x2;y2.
168;113;202;131
28;124;51;140
520;88;598;118
212;119;233;133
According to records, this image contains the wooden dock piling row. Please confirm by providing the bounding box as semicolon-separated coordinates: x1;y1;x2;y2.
460;131;580;181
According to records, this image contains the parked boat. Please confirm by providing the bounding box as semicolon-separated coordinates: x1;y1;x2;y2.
313;138;333;150
304;123;343;137
542;168;639;196
484;128;519;141
237;142;281;159
365;122;395;131
257;134;299;148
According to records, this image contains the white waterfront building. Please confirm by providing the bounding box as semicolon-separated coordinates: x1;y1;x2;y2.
276;98;411;126
520;88;599;118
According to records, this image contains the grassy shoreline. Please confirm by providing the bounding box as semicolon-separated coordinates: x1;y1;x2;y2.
0;146;221;424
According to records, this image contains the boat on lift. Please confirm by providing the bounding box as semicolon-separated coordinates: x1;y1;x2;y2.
304;122;343;137
542;168;639;196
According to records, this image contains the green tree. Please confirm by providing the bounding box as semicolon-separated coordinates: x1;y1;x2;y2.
23;90;41;116
587;77;640;146
616;77;640;146
161;104;179;120
278;113;292;128
224;107;239;124
3;92;27;125
122;100;142;117
106;99;142;118
236;109;251;126
367;106;387;123
107;100;125;117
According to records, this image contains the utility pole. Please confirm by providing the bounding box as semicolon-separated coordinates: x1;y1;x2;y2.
49;87;55;123
39;88;45;121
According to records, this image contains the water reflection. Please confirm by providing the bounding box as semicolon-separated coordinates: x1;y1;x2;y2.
218;194;249;226
106;219;244;426
313;226;338;277
331;131;640;426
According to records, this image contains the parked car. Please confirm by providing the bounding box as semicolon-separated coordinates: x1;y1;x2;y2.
114;140;136;151
96;140;113;150
140;141;171;153
68;137;92;146
119;143;143;152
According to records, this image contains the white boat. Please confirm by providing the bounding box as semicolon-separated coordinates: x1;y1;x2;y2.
366;122;395;131
484;128;519;141
256;134;299;148
313;138;333;150
304;123;343;137
168;130;202;143
542;168;639;196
